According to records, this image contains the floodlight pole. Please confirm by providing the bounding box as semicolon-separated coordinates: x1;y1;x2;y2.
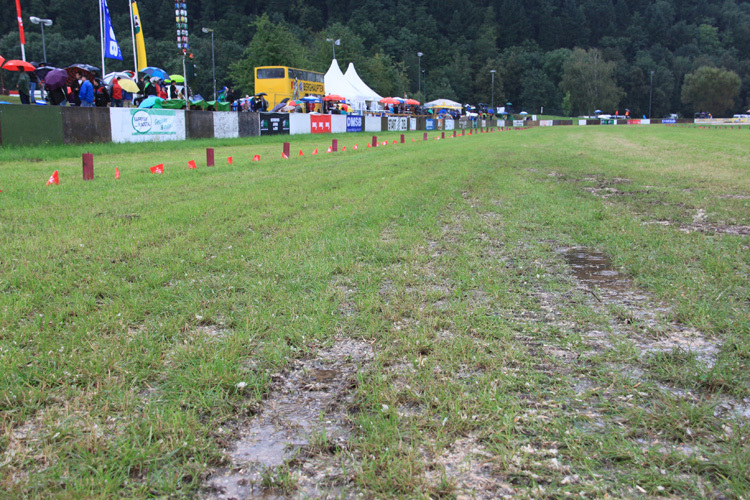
29;16;53;62
326;38;339;60
490;69;496;111
202;27;215;100
649;70;654;119
422;69;426;103
417;52;423;101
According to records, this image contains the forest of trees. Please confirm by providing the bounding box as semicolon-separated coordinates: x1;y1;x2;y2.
2;0;749;116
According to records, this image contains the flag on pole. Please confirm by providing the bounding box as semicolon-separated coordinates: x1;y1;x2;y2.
131;0;148;70
15;0;25;45
101;0;123;60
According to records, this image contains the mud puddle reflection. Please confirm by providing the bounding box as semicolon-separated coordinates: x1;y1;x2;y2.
204;339;372;499
563;248;625;292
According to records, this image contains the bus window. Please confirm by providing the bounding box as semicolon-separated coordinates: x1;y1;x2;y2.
257;68;285;79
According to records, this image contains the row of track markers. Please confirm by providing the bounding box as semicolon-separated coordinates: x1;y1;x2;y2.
37;126;534;186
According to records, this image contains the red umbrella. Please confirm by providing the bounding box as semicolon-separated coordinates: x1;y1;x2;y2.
379;97;401;105
405;98;420;105
2;59;36;72
0;55;5;69
323;94;345;101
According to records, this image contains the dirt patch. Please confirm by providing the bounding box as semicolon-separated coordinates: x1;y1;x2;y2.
202;338;372;499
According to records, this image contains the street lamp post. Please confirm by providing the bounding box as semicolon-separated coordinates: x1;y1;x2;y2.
202;27;216;101
649;70;654;119
326;38;340;60
29;16;53;62
417;52;423;100
422;69;426;103
490;69;496;111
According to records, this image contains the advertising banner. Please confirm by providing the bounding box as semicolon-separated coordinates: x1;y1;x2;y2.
311;114;331;133
260;112;289;135
578;120;587;126
661;118;676;124
445;119;454;130
346;115;363;132
426;119;435;131
110;108;185;142
627;119;641;125
331;115;347;133
365;115;381;132
213;112;239;138
410;118;417;130
540;120;553;127
290;113;310;135
513;120;525;127
601;119;617;125
497;120;505;127
388;117;407;131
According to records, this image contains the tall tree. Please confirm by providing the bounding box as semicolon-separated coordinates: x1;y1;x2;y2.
681;65;741;116
560;47;624;115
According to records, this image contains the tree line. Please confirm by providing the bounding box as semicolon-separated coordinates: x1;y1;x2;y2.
2;0;748;116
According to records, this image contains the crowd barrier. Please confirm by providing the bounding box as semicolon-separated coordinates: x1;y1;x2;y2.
0;105;733;147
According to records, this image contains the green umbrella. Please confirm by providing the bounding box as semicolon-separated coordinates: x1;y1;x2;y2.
169;74;185;83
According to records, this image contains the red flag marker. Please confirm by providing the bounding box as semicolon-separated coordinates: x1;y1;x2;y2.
392;140;396;144
188;160;197;169
252;154;261;162
327;146;332;153
150;164;164;174
412;138;415;142
46;170;59;185
115;167;121;179
282;153;289;159
227;156;233;164
367;143;372;148
313;148;318;155
342;146;346;152
354;144;358;150
299;150;304;156
382;141;386;146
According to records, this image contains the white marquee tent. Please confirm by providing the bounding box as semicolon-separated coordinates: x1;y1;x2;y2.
344;63;383;105
324;59;365;111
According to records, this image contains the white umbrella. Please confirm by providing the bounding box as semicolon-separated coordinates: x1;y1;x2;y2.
425;98;462;109
103;71;133;85
519;111;528;115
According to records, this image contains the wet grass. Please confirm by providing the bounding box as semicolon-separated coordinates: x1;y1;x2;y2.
1;125;749;498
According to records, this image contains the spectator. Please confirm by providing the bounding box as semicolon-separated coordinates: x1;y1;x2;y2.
79;75;95;107
17;70;31;104
69;72;82;106
94;79;110;107
110;79;123;107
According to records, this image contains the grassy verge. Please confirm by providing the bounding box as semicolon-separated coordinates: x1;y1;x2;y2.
1;125;748;498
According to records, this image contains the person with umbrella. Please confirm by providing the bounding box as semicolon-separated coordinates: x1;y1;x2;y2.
110;78;123;107
17;69;31;104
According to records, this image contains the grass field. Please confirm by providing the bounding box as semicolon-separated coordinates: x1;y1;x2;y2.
1;125;749;499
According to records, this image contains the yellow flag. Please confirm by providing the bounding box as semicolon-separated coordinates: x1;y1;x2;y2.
132;0;148;70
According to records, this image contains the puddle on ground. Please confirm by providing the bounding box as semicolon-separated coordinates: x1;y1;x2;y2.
203;338;372;499
562;247;626;292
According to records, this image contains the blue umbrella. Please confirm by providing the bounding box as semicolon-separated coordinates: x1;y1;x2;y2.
300;95;321;102
594;109;602;113
139;96;165;108
140;67;169;80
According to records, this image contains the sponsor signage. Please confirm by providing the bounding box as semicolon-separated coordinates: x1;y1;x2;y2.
661;118;676;124
388;117;407;131
540;120;553;127
130;109;177;135
410;118;417;130
426;119;435;131
346;115;363;132
311;114;332;133
445;119;454;130
600;119;617;125
513;120;525;127
260;112;290;135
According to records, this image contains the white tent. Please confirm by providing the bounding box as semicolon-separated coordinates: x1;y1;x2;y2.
344;63;382;103
324;59;365;111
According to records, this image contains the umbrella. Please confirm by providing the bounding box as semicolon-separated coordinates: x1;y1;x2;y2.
138;96;164;108
519;111;528;115
2;60;36;72
594;109;602;113
65;66;95;86
405;98;420;106
103;71;132;85
0;55;5;69
141;66;169;80
300;95;321;102
117;78;140;93
271;102;286;112
68;63;100;74
44;68;69;90
379;97;400;105
425;98;461;109
169;74;184;83
35;66;58;79
255;92;267;96
324;94;345;101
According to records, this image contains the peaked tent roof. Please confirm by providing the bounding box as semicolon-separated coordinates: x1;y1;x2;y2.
324;59;364;103
344;63;382;102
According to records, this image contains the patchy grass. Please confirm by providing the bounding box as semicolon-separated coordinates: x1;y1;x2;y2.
1;125;749;498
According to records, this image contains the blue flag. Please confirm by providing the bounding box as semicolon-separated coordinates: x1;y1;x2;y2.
101;0;122;60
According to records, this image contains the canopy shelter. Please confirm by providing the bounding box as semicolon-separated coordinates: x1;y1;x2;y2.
344;62;382;110
324;59;365;112
425;98;461;110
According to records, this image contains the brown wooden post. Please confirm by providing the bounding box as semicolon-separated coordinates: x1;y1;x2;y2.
206;148;215;166
82;153;94;181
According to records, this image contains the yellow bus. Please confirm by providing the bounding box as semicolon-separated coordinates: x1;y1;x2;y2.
254;66;325;109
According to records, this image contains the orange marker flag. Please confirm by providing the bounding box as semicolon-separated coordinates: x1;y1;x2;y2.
227;156;233;164
367;143;372;148
382;141;387;146
327;147;332;153
342;146;346;152
252;154;261;162
412;138;415;142
354;144;358;150
150;164;164;174
115;167;121;179
282;153;289;159
46;170;59;185
312;148;318;155
299;150;304;156
392;140;396;144
188;160;197;169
